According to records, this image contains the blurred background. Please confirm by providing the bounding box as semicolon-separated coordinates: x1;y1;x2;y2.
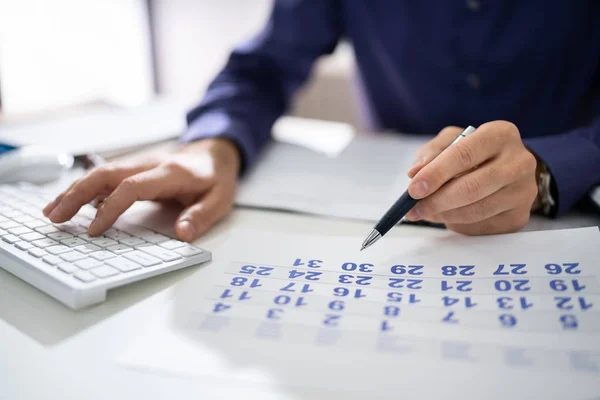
0;0;362;129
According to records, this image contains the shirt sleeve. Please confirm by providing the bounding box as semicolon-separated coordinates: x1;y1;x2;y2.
524;117;600;216
181;0;343;172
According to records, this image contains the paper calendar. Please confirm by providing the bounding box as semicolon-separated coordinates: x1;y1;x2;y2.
120;227;600;399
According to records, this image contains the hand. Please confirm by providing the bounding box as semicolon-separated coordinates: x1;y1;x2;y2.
404;121;538;235
43;138;241;242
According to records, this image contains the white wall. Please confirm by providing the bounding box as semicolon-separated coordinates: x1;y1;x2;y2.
0;0;153;115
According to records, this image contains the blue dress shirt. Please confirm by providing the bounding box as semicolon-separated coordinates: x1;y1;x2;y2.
182;0;600;216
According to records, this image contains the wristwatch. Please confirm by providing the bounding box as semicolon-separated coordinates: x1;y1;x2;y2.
535;158;557;217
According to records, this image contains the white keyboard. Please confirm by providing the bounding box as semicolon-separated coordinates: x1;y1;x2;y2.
0;183;211;309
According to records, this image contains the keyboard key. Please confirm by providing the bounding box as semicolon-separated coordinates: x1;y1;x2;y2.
46;245;71;255
75;258;103;270
118;237;146;247
138;245;181;262
0;216;9;223
78;233;101;241
118;225;154;236
11;214;35;223
2;209;23;218
0;220;20;230
104;229;131;241
74;271;97;283
90;251;116;261
60;251;87;262
8;226;33;236
0;228;7;236
159;240;185;250
60;237;87;247
2;234;20;244
20;232;45;242
58;262;80;274
90;265;120;279
48;232;74;241
73;243;101;254
15;241;34;250
31;238;59;248
105;257;141;272
174;245;204;257
35;225;60;234
24;220;47;229
123;250;161;267
43;255;62;265
90;238;118;248
140;233;170;244
28;248;48;258
61;225;87;235
72;216;92;227
106;244;134;255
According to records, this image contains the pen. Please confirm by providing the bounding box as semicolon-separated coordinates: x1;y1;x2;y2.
360;125;477;251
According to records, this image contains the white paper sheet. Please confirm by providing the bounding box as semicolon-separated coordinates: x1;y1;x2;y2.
236;133;427;222
120;227;600;399
0;98;187;155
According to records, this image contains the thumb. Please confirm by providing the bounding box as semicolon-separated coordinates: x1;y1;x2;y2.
407;126;464;178
174;188;231;242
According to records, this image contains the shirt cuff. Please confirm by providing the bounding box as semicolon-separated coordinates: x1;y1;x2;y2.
525;132;600;216
180;110;259;174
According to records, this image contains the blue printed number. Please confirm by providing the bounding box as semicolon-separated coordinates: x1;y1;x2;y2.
442;296;477;308
383;305;400;317
441;265;475;276
544;263;581;275
381;320;394;332
441;280;472;292
339;275;373;285
497;296;533;310
220;289;251;301
342;262;374;273
560;315;578;330
328;300;345;311
212;303;231;313
390;265;423;275
239;265;274;276
499;314;517;328
230;277;262;288
388;278;423;289
442;311;458;324
266;308;283;320
279;283;313;293
493;264;527;275
387;292;420;304
288;270;322;281
333;287;366;298
293;258;323;268
274;295;307;307
554;297;593;311
550;279;586;292
323;314;341;327
494;279;530;292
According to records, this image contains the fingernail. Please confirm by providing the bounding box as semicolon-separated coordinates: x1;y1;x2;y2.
412;181;429;198
178;220;196;241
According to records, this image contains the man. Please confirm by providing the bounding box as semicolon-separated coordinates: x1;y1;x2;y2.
44;1;600;241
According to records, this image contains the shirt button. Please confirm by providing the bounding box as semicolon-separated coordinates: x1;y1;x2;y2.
466;0;481;12
466;73;481;90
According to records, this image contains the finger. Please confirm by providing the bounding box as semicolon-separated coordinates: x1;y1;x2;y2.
432;183;527;224
406;161;507;220
87;167;211;236
407;126;464;178
446;207;530;236
47;164;151;223
409;123;520;200
43;179;81;216
175;186;233;242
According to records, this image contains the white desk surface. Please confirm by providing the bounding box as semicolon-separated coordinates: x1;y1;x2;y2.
1;142;600;399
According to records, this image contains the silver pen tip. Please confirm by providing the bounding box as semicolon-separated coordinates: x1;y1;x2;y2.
360;229;382;251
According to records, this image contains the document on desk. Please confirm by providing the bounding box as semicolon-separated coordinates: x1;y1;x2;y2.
236;133;427;222
120;227;600;399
